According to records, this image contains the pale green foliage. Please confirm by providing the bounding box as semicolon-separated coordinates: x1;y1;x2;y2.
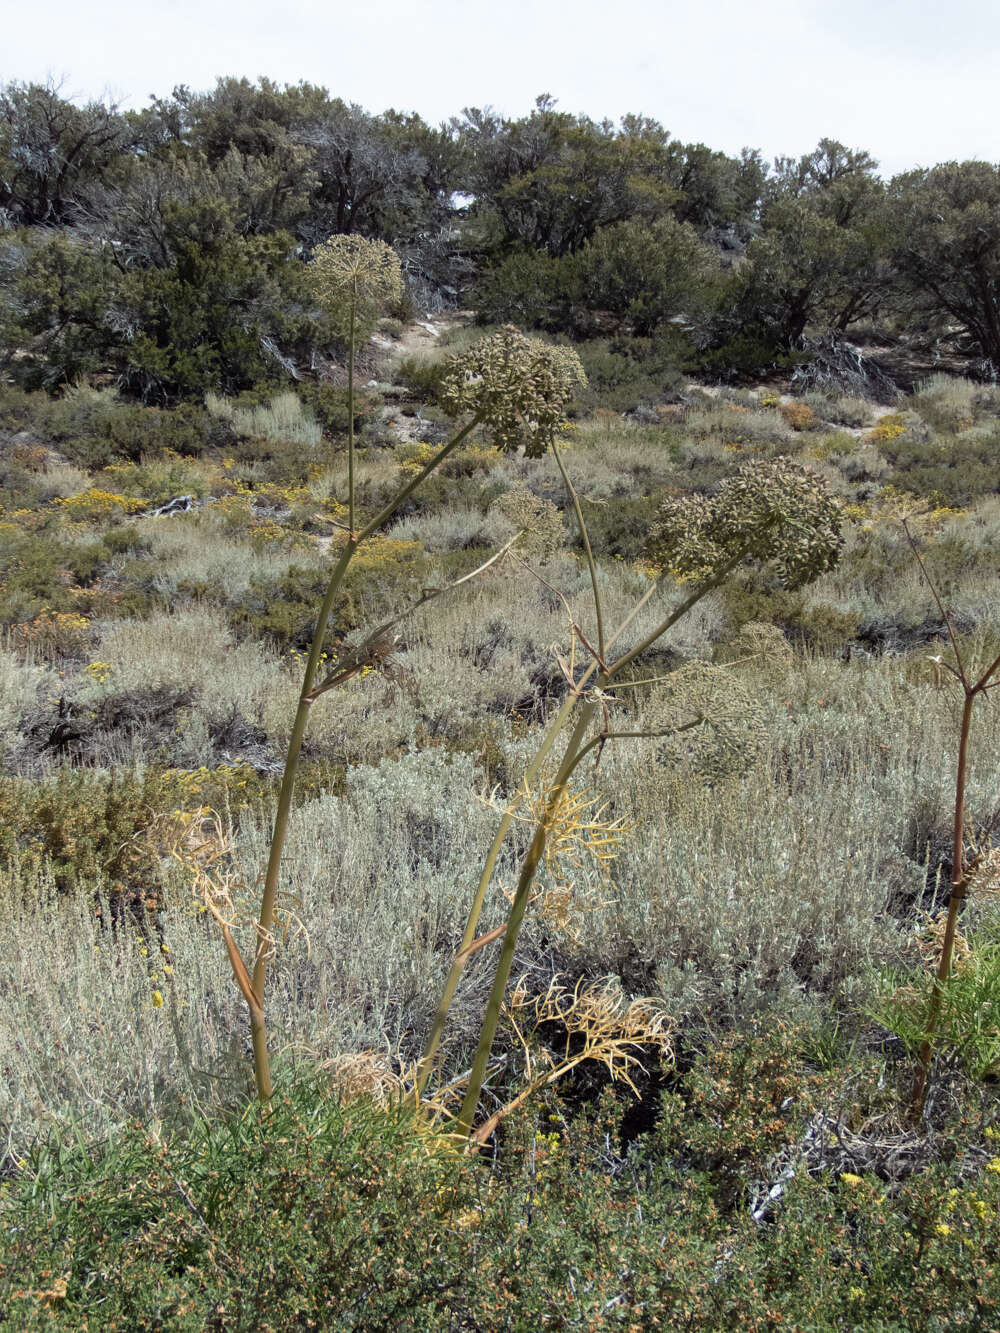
646;458;842;587
910;372;979;432
0;648;58;753
206;390;322;448
8;642;1000;1146
440;326;586;457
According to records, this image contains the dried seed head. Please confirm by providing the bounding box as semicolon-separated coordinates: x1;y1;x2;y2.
308;234;404;313
440;326;587;456
491;483;566;558
645;660;766;783
716;620;794;668
646;458;842;588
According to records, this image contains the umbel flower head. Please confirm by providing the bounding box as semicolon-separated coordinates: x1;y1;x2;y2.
308;234;403;316
491;482;566;558
645;458;842;588
644;660;766;784
440;326;587;457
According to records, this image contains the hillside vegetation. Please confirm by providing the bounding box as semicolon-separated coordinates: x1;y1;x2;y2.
0;76;999;1331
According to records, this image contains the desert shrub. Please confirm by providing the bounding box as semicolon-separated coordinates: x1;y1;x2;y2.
910;372;979;432
0;764;263;901
396;438;501;480
386;506;495;552
4;1057;999;1330
694;326;799;380
52;487;149;523
685;403;795;450
92;456;213;507
779;399;816;431
205;389;322;449
228;539;431;650
471;246;579;331
0;526;147;627
223;564;335;653
295;381;356;435
0;443;85;512
393;351;451;402
569;492;665;560
572;335;689;414
828;442;891;483
654;1024;831;1207
0;648;59;754
10;609;92;661
3;385;233;467
881;428;1000;505
796;391;872;428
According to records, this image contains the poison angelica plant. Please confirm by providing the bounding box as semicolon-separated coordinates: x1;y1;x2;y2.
220;322;587;1100
893;522;1000;1118
418;456;842;1140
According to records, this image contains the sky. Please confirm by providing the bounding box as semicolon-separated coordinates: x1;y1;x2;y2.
3;0;998;177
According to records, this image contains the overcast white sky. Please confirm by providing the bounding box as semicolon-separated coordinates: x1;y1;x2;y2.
3;0;997;177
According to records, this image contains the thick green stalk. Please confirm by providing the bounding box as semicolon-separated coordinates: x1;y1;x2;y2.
347;287;356;534
606;549;749;679
250;415;481;1101
904;519;1000;1120
909;691;975;1119
456;696;602;1136
250;537;355;1098
416;456;657;1098
414;687;578;1096
450;556;750;1134
553;440;605;661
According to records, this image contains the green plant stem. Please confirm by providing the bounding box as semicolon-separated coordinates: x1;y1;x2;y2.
553;439;605;662
414;546;664;1099
910;687;978;1119
606;549;749;678
449;550;752;1136
347;285;356;534
456;697;601;1137
414;688;578;1097
905;514;1000;1119
250;415;481;1101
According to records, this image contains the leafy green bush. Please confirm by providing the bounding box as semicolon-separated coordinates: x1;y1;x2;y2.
871;918;1000;1080
569;492;666;560
3;1056;999;1330
296;381;359;435
576;215;720;336
881;429;1000;505
0;384;234;467
393;352;451;402
0;525;148;628
471;246;579;331
0;764;265;901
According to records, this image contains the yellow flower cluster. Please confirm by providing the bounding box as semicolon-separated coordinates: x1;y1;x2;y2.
84;660;114;684
54;489;149;522
865;413;908;442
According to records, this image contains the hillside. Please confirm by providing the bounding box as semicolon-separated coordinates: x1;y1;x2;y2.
1;305;998;1326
